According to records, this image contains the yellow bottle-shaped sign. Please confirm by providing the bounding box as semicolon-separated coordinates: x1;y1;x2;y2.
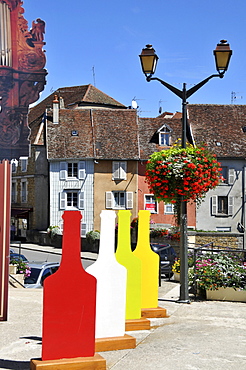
115;210;142;320
133;210;159;309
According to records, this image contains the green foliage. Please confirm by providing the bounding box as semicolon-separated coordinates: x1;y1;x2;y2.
86;230;100;242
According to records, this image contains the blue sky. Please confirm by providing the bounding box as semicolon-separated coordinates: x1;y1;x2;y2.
24;0;245;117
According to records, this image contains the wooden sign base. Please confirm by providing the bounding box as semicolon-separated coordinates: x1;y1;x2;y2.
141;307;169;318
30;353;106;370
125;318;150;331
95;334;136;352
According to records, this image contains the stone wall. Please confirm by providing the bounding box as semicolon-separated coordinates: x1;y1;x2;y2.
189;232;244;250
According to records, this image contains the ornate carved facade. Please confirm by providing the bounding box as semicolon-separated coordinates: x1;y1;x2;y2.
0;0;47;160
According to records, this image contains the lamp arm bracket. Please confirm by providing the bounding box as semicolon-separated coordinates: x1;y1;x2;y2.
147;76;183;99
186;73;223;99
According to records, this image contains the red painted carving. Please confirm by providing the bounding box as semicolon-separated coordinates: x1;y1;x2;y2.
0;0;47;160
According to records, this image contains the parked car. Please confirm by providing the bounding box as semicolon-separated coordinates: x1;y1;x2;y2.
151;243;177;279
24;262;60;288
10;252;28;263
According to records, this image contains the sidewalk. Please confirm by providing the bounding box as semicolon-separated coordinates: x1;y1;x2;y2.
0;281;246;370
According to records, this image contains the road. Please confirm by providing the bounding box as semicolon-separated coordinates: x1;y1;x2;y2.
10;243;96;270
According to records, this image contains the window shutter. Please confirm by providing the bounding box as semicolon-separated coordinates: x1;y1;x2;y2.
60;222;63;234
126;192;133;209
228;169;235;185
211;196;217;215
112;162;119;180
59;192;67;210
120;162;127;180
106;192;113;208
60;162;67;180
81;223;87;237
228;196;234;215
78;191;84;209
78;161;86;180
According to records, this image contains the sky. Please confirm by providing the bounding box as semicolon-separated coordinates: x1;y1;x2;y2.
24;0;245;117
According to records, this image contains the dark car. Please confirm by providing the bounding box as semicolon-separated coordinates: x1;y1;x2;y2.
151;243;177;279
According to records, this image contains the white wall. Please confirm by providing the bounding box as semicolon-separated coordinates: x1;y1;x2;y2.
49;160;94;234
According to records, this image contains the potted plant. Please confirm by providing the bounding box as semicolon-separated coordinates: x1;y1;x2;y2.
191;252;246;301
145;143;222;223
172;259;180;281
10;258;31;285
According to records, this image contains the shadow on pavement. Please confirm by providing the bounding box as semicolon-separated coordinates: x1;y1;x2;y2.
0;359;30;370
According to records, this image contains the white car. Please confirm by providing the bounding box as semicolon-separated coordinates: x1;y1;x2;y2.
24;262;60;288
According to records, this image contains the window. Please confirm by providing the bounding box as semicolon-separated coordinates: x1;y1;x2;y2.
216;226;231;232
20;157;28;172
165;203;174;214
67;192;78;207
11;181;17;203
105;191;133;209
59;220;87;237
144;195;157;213
211;196;234;216
59;161;86;180
11;159;18;173
21;180;27;203
59;191;84;210
112;161;127;180
68;163;78;178
158;125;172;146
220;167;234;185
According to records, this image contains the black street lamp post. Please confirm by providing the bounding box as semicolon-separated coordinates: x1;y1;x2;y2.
139;40;232;302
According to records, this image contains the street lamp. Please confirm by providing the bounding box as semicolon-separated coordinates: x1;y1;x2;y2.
139;40;232;303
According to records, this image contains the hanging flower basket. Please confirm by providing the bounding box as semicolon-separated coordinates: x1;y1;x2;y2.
145;144;222;207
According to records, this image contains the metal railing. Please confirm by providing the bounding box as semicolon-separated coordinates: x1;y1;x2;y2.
188;242;246;298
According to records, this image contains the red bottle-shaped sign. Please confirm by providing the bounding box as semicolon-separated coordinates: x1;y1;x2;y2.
42;211;97;361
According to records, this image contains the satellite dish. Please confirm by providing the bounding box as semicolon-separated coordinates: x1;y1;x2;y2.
131;100;138;109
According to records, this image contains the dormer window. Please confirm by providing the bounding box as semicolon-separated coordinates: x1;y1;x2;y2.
157;124;172;146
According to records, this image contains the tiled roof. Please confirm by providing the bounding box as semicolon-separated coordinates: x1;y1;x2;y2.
47;109;139;160
188;104;246;157
28;84;126;124
138;116;182;159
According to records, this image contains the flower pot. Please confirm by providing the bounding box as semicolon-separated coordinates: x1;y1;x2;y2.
206;287;246;302
174;272;180;282
9;264;17;274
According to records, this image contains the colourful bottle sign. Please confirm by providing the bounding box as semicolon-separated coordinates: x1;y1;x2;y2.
115;210;142;320
86;210;127;338
42;211;96;361
133;210;159;308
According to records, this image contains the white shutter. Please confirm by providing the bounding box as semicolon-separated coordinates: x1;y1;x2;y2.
228;169;235;185
59;192;67;210
81;223;87;237
112;162;119;180
120;162;127;180
126;192;133;209
211;196;217;215
79;191;84;209
106;192;113;208
78;161;86;180
60;162;67;180
228;196;234;215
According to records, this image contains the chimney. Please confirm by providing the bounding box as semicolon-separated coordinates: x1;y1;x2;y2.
53;95;59;124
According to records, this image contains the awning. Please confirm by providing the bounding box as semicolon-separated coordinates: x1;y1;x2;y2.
11;207;33;218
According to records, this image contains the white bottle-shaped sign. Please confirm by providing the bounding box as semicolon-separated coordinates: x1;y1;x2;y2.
86;210;127;338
